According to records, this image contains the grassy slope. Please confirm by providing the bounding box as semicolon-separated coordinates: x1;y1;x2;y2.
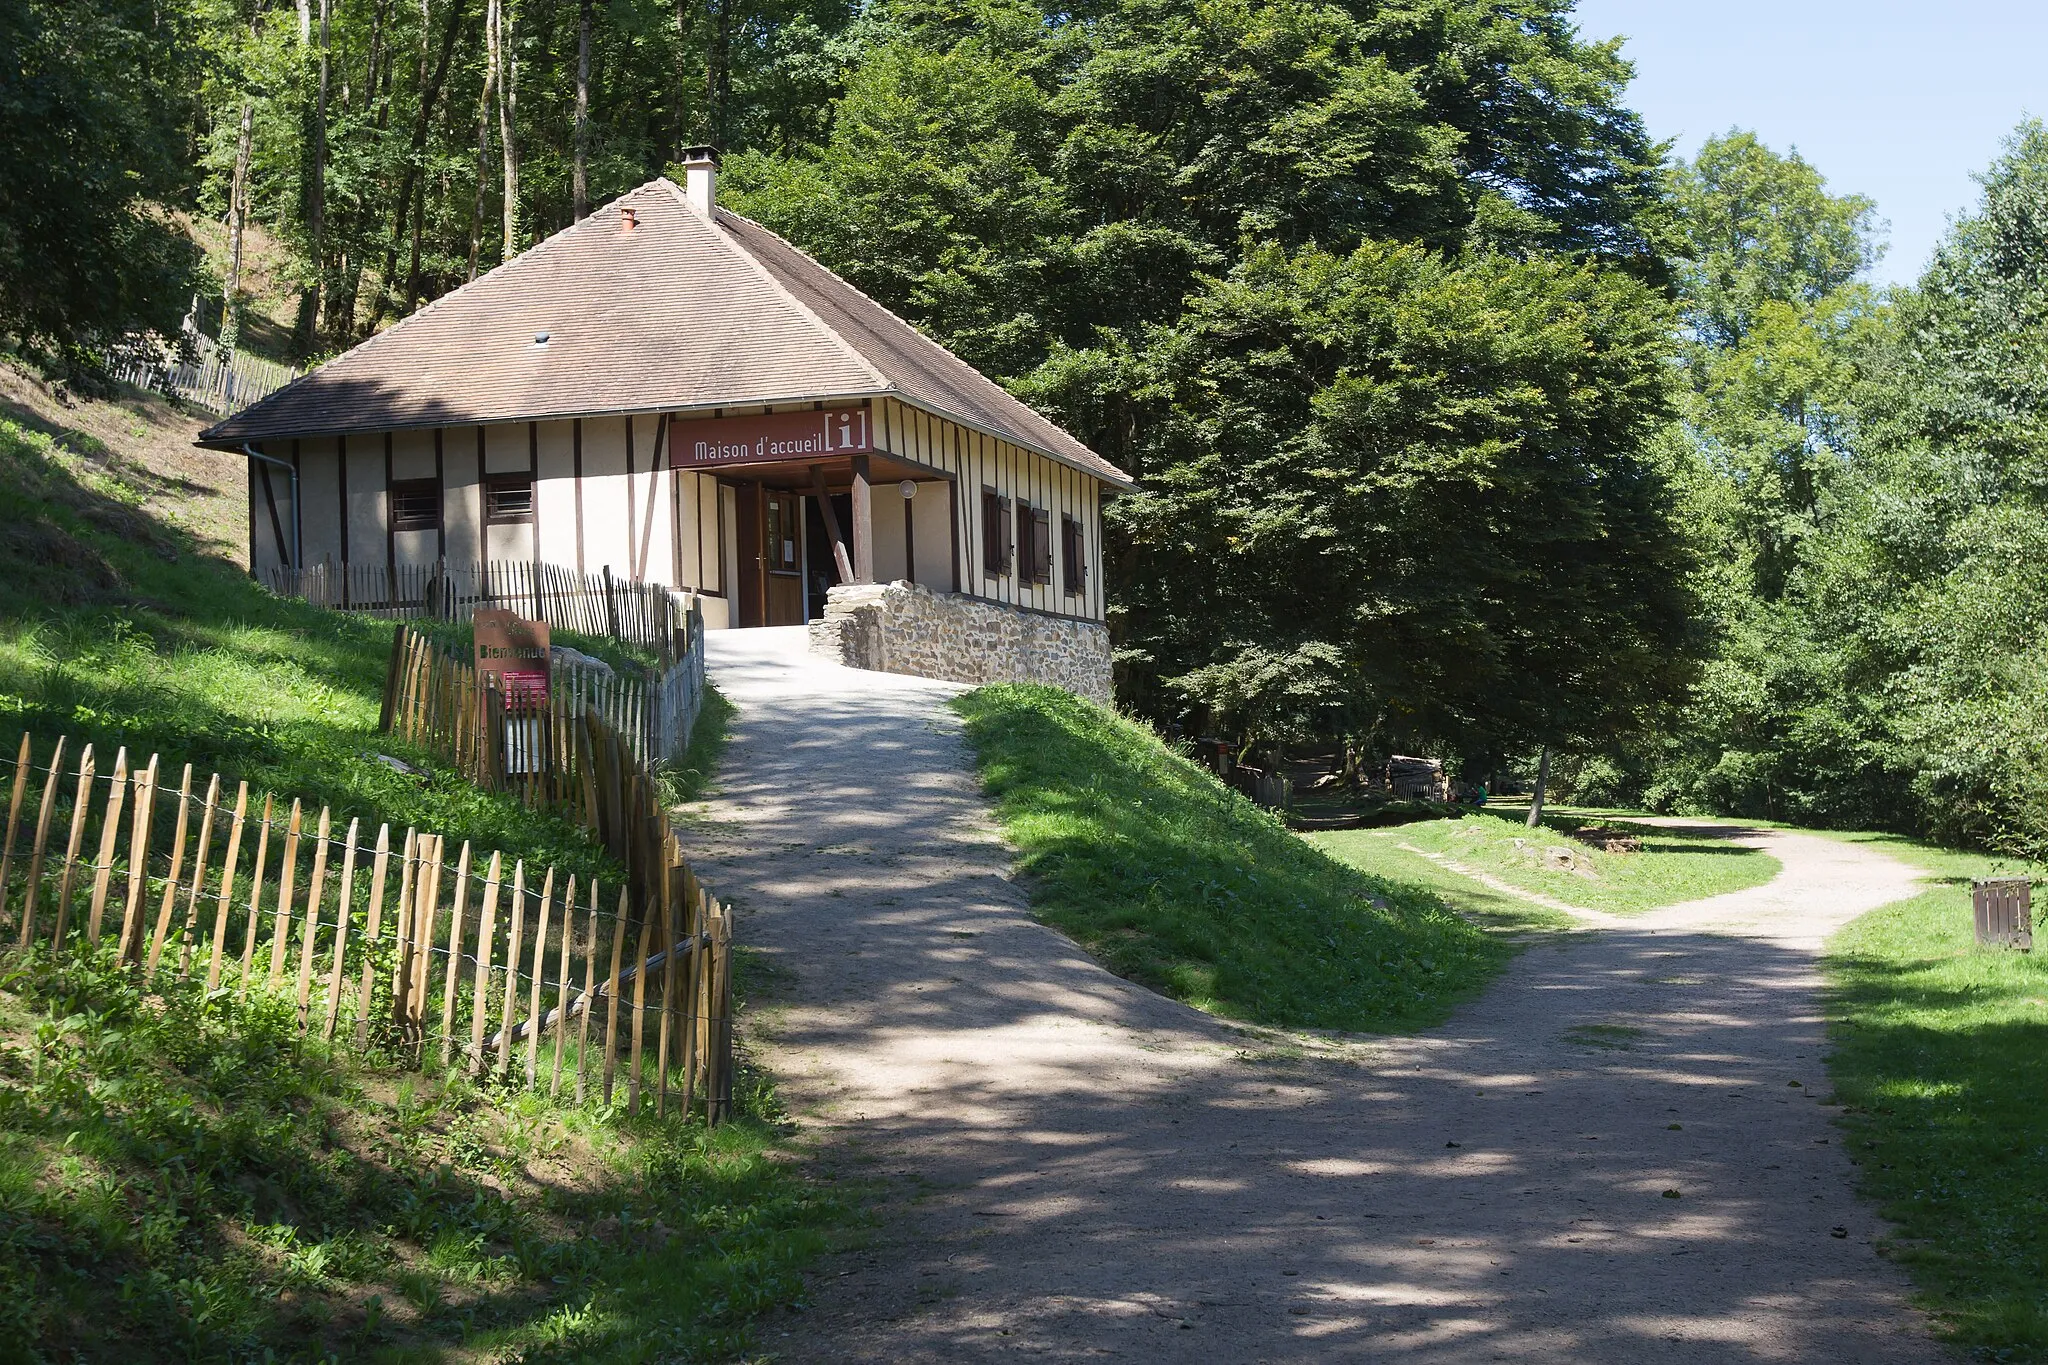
953;685;1537;1032
1313;807;1780;916
1816;831;2048;1357
0;367;624;878
0;369;839;1361
0;945;837;1362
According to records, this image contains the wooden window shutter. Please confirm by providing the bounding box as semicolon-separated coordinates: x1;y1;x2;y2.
1062;515;1084;595
1030;507;1052;584
982;488;1011;578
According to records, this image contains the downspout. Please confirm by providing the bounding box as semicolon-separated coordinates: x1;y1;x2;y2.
243;443;301;570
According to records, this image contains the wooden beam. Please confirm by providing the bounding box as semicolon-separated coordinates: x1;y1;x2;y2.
809;465;855;583
850;453;874;583
903;482;916;586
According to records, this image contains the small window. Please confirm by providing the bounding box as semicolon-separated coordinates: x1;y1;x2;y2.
1062;514;1085;596
390;477;441;532
981;488;1012;578
484;474;534;524
1017;503;1051;585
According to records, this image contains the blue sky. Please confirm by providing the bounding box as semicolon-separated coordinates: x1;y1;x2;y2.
1568;2;2048;286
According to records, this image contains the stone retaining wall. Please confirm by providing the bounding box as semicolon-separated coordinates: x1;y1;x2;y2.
808;581;1112;704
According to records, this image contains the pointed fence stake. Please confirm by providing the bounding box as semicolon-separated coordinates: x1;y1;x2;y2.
18;736;67;946
205;783;250;993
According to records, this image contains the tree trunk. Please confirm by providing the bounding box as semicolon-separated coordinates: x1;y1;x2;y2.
573;0;590;219
295;0;333;353
366;0;467;332
497;0;519;259
1526;745;1551;829
222;100;254;351
467;0;499;282
671;0;692;156
708;0;730;146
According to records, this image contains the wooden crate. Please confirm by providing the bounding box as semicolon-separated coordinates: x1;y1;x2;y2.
1973;878;2033;951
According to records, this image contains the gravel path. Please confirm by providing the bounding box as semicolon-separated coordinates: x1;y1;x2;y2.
683;628;1941;1363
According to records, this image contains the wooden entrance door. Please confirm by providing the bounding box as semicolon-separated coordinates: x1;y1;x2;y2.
764;492;805;626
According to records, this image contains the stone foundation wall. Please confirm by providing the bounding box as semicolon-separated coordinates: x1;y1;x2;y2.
809;581;1112;705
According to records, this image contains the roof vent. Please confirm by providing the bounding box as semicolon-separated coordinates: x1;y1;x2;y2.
534;331;551;347
620;206;638;230
680;145;719;219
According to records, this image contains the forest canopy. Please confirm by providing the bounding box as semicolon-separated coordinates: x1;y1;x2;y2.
1;0;2041;853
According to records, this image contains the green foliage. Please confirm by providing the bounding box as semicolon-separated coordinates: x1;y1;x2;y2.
1821;834;2048;1356
730;0;1698;762
0;944;839;1361
0;0;202;351
1114;237;1697;757
1628;123;2048;859
952;683;1515;1031
1670;130;1880;349
1315;808;1780;917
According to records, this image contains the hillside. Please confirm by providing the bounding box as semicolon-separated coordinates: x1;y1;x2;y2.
0;367;838;1360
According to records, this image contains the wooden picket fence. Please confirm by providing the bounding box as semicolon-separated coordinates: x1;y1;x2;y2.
380;623;698;788
109;327;300;416
0;731;735;1121
271;559;697;658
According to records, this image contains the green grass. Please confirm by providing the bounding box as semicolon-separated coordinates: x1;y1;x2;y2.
1817;832;2048;1357
0;407;649;884
0;942;841;1362
952;684;1532;1032
1313;807;1780;916
0;393;841;1360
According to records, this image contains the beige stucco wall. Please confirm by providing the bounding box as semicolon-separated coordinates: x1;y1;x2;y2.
243;400;1114;629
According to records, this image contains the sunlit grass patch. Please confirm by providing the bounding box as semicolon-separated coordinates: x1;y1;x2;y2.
952;684;1520;1032
1320;807;1779;916
1823;836;2048;1357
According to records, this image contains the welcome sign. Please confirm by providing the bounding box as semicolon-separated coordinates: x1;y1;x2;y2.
473;607;551;708
671;407;873;469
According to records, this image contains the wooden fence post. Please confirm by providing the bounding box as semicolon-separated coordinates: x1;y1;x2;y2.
0;732;32;930
176;773;223;979
115;754;160;963
438;841;472;1066
497;859;527;1077
322;818;361;1041
353;824;393;1048
470;851;503;1072
526;867;554;1089
81;747;128;947
268;798;304;984
205;782;249;993
17;736;67;946
294;806;333;1033
239;794;275;990
145;763;196;978
600;885;628;1105
576;880;598;1104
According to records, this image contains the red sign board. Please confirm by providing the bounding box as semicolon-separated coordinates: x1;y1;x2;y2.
672;406;873;469
474;608;551;709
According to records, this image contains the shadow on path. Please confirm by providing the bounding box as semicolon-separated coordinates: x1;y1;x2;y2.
681;629;1938;1363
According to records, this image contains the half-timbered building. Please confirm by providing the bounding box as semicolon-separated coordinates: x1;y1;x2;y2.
198;151;1130;697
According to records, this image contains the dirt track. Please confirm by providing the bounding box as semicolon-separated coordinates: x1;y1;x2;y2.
683;628;1940;1363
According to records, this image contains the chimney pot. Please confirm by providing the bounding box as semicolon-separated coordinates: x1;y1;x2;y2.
681;145;720;218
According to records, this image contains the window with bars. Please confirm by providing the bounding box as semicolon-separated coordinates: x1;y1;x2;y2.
484;474;535;524
389;477;441;532
981;487;1012;578
1017;502;1052;585
1062;514;1085;596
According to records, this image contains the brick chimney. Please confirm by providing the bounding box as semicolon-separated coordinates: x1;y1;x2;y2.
680;146;719;218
